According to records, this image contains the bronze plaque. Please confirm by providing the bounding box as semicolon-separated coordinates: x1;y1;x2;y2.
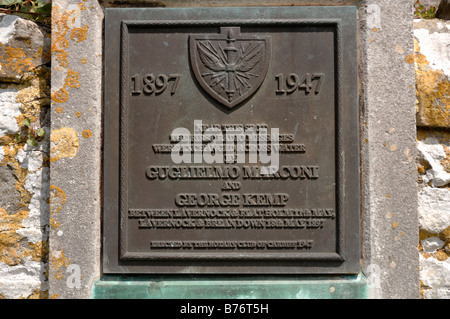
103;7;359;274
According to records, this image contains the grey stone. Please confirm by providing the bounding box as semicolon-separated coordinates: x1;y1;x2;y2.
418;187;450;234
359;0;419;299
417;137;450;187
420;254;450;297
49;0;103;299
421;237;445;253
0;165;22;215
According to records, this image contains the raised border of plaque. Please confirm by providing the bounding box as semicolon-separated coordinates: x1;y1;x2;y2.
103;6;359;274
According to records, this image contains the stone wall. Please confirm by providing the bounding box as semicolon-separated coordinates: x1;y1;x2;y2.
413;18;450;299
0;14;51;298
0;3;449;299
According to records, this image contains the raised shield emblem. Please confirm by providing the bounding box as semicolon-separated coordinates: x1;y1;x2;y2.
190;27;271;109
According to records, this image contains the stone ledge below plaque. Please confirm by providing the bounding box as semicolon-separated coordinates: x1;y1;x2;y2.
92;274;369;299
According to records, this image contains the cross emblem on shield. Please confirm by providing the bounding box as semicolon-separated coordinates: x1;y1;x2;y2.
189;27;271;109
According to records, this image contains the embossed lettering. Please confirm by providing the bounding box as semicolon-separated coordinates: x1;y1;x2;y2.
275;73;325;95
242;193;289;207
175;193;241;207
130;73;180;95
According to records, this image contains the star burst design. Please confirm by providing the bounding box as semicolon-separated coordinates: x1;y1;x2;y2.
196;34;264;102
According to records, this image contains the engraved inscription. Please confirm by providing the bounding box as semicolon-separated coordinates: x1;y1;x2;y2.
275;73;325;95
131;73;180;95
145;166;319;180
104;8;360;273
128;205;335;234
140;119;326;252
149;240;314;250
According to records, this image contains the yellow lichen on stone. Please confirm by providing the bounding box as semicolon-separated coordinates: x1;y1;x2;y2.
441;226;450;242
22;240;49;263
82;129;92;138
0;208;29;266
49;218;60;229
20;288;48;299
51;6;79;69
1;46;35;75
50;249;70;269
419;227;450;262
49;185;66;215
70;25;89;43
52;85;69;104
15;74;50;126
51;70;80;104
65;69;80;88
48;185;65;229
414;39;450;128
2;146;31;208
0;204;48;267
50;249;70;281
405;54;415;64
434;250;448;262
50;127;79;162
0;13;50;300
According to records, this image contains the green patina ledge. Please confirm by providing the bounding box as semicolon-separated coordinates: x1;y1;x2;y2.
92;274;369;299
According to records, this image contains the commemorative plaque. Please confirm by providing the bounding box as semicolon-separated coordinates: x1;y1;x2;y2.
103;7;359;274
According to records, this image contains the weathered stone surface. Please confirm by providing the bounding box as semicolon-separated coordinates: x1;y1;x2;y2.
49;0;103;299
0;14;50;299
49;127;79;162
359;0;419;299
417;129;450;178
0;88;21;138
0;14;51;82
422;236;445;253
420;254;450;299
417;137;450;187
0;165;22;214
413;19;450;128
418;187;450;234
0;258;47;299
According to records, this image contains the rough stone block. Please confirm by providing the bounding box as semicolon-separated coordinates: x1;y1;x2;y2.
413;19;450;128
418;187;450;234
0;14;50;299
417;136;450;187
420;254;450;298
0;14;51;82
48;0;103;299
